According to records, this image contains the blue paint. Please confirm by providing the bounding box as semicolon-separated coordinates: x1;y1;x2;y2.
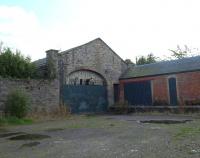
63;85;107;113
168;78;178;105
114;84;119;103
124;81;152;106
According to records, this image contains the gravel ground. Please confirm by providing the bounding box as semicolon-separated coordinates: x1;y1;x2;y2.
0;114;200;158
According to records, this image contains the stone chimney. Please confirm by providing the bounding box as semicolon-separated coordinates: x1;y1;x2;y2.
46;49;59;79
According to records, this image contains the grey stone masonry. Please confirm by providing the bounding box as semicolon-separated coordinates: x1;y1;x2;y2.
0;78;60;113
46;38;128;106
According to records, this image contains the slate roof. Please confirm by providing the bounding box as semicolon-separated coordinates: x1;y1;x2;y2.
33;58;46;67
120;56;200;79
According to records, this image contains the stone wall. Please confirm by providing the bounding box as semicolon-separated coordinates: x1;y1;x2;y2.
0;78;60;113
46;38;128;106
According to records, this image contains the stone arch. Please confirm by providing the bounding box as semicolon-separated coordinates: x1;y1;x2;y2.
65;69;107;86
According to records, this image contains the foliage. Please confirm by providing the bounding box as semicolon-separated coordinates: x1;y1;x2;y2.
169;45;200;59
0;116;33;126
0;47;36;78
169;45;190;59
136;53;157;65
124;59;135;66
5;90;30;118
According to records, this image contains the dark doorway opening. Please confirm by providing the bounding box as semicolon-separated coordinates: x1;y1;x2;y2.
168;77;178;105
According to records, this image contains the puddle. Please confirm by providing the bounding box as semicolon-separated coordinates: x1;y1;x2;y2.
45;128;65;132
9;134;51;140
0;132;25;138
127;119;137;122
105;117;114;120
20;142;40;148
109;123;115;127
140;119;192;124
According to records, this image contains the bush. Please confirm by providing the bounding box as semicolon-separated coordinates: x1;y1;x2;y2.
0;47;36;78
5;90;30;118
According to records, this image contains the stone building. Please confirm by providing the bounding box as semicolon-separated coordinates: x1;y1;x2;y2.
35;38;128;113
34;38;200;113
2;38;200;114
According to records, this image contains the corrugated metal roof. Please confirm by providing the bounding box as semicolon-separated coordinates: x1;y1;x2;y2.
120;56;200;79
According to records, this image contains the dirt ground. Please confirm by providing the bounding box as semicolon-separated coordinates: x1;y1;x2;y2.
0;114;200;158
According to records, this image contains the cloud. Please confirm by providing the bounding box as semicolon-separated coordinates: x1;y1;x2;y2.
0;6;43;60
1;0;200;62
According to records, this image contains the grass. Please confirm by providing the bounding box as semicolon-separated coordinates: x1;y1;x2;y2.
62;115;126;129
174;126;200;139
0;116;33;126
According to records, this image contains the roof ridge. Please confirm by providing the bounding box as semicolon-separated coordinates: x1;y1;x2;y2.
120;55;200;79
135;55;200;68
60;38;101;54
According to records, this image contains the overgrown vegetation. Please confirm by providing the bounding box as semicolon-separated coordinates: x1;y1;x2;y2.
0;47;36;78
5;90;30;118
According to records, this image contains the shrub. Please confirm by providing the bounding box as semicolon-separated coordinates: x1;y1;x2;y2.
5;90;30;118
0;47;36;78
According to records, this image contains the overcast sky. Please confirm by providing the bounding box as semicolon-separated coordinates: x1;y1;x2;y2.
0;0;200;61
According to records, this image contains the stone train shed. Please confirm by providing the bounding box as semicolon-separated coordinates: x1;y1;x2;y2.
35;38;127;113
119;56;200;107
34;38;200;113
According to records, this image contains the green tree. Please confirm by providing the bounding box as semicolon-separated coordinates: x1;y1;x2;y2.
136;53;157;65
169;45;190;59
124;59;135;66
0;47;36;78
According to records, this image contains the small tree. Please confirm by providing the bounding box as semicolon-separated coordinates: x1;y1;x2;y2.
5;90;30;118
169;45;189;59
124;59;135;66
136;53;157;65
168;45;200;59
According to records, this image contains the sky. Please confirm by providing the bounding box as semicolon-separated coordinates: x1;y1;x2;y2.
0;0;200;61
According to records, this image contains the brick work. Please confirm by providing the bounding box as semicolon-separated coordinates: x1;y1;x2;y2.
177;71;200;105
152;76;169;105
119;71;200;106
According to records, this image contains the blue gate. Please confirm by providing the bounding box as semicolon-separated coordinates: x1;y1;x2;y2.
168;78;178;105
124;81;152;106
63;85;107;113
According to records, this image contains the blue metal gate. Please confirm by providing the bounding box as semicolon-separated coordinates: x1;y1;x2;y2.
168;78;178;105
63;85;107;113
124;81;152;106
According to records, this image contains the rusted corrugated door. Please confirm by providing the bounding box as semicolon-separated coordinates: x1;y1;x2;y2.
124;81;152;106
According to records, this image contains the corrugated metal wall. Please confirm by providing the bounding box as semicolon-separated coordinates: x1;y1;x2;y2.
124;81;152;106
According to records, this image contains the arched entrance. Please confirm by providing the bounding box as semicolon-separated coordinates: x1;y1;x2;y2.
63;70;108;113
